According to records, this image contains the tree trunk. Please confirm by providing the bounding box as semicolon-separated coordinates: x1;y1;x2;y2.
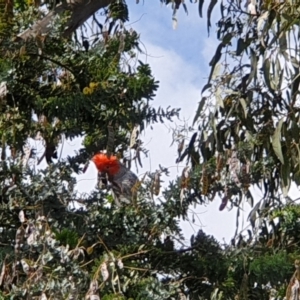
18;0;113;40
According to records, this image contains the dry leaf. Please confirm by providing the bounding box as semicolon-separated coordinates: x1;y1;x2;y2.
18;210;25;223
100;262;109;281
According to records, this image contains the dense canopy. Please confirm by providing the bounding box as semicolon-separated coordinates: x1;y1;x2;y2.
1;0;300;299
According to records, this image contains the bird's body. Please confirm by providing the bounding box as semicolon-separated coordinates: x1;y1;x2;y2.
92;153;139;206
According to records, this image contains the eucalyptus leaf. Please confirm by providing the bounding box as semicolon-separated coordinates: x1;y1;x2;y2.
271;118;284;164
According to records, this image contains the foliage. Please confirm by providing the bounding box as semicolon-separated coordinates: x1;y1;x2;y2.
181;0;300;291
173;0;300;237
2;0;300;299
0;2;185;299
159;0;300;298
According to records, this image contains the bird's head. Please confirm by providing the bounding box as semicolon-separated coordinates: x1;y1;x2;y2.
91;153;120;176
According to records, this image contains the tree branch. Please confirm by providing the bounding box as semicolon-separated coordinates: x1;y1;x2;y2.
18;0;113;40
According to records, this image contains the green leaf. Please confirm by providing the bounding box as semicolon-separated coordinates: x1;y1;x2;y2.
201;83;212;94
279;31;287;53
239;98;247;119
209;43;223;67
257;11;269;33
236;38;248;56
275;56;282;90
263;57;274;93
207;0;218;34
208;43;224;84
210;112;218;146
199;0;204;18
271;118;284;164
222;32;233;45
193;96;207;125
245;190;253;207
247;201;260;229
291;66;300;102
246;48;257;86
281;157;290;197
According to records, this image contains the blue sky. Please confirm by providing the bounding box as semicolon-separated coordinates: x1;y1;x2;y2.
123;1;240;243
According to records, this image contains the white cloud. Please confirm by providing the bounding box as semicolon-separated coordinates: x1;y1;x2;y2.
123;41;243;244
123;6;243;243
139;42;204;115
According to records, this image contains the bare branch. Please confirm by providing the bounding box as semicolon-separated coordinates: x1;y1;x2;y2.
18;0;113;40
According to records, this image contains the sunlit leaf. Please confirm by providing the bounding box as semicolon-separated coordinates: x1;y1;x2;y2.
271;118;284;164
239;98;247;119
281;155;290;197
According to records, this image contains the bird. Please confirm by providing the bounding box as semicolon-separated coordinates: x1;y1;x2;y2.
91;153;139;206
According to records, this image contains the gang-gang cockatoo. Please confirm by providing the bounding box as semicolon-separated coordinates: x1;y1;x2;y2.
92;153;139;206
